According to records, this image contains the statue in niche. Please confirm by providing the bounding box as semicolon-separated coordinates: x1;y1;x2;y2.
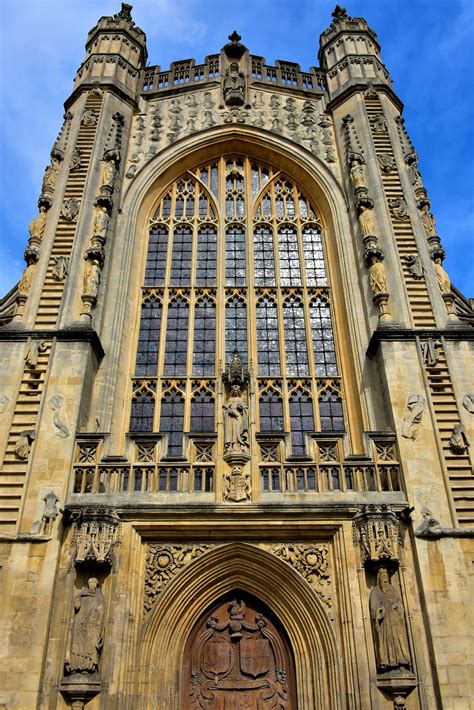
420;338;441;367
371;113;388;133
449;423;469;454
405;254;424;279
433;257;451;294
81;108;97;126
18;262;36;296
369;257;387;294
223;385;249;453
51;256;69;282
419;203;436;236
408;160;423;189
41;155;61;194
101;159;117;190
93;205;109;239
25;339;47;369
401;394;424;439
370;567;411;672
61;197;80;222
28;206;47;240
65;577;105;675
358;205;375;236
388;197;409;221
223;62;245;106
350;160;366;191
69;148;82;171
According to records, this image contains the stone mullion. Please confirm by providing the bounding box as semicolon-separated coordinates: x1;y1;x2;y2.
215;157;228;470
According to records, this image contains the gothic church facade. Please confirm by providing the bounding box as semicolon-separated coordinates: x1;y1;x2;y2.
0;4;473;709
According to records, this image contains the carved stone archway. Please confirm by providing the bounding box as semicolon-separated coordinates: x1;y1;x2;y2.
182;591;298;709
136;543;343;709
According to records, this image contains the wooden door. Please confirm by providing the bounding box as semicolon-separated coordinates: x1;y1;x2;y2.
182;593;297;709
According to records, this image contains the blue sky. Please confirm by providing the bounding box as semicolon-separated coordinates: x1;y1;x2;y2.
1;0;473;296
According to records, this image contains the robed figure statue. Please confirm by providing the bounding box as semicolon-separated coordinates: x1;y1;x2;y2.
223;385;249;453
369;567;411;672
66;577;105;674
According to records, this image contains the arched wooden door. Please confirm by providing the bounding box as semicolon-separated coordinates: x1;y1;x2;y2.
182;592;297;709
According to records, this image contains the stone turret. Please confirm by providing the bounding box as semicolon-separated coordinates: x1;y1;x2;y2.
319;5;392;102
73;3;147;100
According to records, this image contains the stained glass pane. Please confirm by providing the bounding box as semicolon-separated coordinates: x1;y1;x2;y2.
256;298;280;375
170;227;192;285
310;298;338;376
135;297;161;376
278;226;301;286
303;225;327;286
226;226;246;285
193;298;216;375
196;227;217;285
226;297;247;362
144;226;168;286
283;298;309;375
164;297;188;375
253;226;275;285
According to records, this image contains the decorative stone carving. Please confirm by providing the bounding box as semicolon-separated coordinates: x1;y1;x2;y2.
415;508;442;537
144;543;213;614
81;108;98;126
449;423;469;454
51;256;69;281
100;158;117;192
64;577;105;675
82;259;101;300
369;567;411;673
92;205;109;241
73;506;121;567
223;465;251;502
462;393;474;414
223;61;246;107
433;257;450;294
0;395;10;414
352;505;400;565
28;206;47;241
69;149;82;172
369;257;387;295
223;385;249;456
61;197;81;222
420;338;441;367
365;80;378;98
395;115;417;165
41;154;61;202
25;339;47;369
18;262;36;296
341;113;364;165
401;395;424;439
388;197;409;221
358;205;375;236
41;491;60;535
418;203;436;237
350;160;366;192
318;115;336;162
14;429;35;459
271;543;332;614
404;255;424;279
378;152;395;174
371;113;388;133
103;112;124;163
49;395;71;438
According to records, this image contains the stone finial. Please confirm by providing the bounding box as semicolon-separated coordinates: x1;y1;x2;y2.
73;506;121;568
332;4;348;19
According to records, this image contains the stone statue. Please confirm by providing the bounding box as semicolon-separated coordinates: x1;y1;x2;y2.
18;263;36;296
388;197;409;221
51;256;69;282
41;156;61;194
433;258;450;294
81;108;98;126
405;254;424;280
419;204;436;236
49;395;71;439
350;160;365;191
41;491;60;535
369;567;411;672
420;338;441;367
25;340;47;369
449;423;469;454
83;260;101;299
28;206;47;239
14;429;35;460
223;62;245;106
101;159;117;190
402;394;424;439
369;258;387;294
65;578;105;675
93;206;109;239
223;385;249;453
358;205;375;236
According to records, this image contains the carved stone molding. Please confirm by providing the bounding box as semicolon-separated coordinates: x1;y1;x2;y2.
73;506;121;567
352;504;400;566
144;543;215;614
270;543;333;616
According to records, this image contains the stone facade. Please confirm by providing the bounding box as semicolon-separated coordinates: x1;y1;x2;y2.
0;4;473;709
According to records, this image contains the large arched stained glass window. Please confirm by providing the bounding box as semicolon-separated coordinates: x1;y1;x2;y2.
130;158;344;457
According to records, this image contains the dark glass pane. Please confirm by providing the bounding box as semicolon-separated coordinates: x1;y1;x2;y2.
278;226;301;286
170;227;192;285
226;226;246;285
130;387;155;432
259;390;284;431
135;297;162;376
159;390;184;455
310;298;338;377
225;297;247;362
303;225;327;286
144;226;168;286
253;226;276;285
196;227;217;285
289;390;314;455
256;299;280;376
193;298;216;375
283;298;309;376
164;298;189;375
318;390;344;431
190;390;215;431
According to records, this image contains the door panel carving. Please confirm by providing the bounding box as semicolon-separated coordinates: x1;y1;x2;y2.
183;594;297;709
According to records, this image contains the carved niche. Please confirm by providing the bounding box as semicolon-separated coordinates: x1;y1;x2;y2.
183;595;297;709
72;506;121;568
352;504;400;566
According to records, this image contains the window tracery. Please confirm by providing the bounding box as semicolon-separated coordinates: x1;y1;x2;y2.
130;158;345;464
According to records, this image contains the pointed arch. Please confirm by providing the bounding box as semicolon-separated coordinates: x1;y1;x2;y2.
137;542;343;709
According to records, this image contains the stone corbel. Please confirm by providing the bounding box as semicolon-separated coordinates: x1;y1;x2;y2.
352;504;401;567
71;505;121;570
415;508;474;539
